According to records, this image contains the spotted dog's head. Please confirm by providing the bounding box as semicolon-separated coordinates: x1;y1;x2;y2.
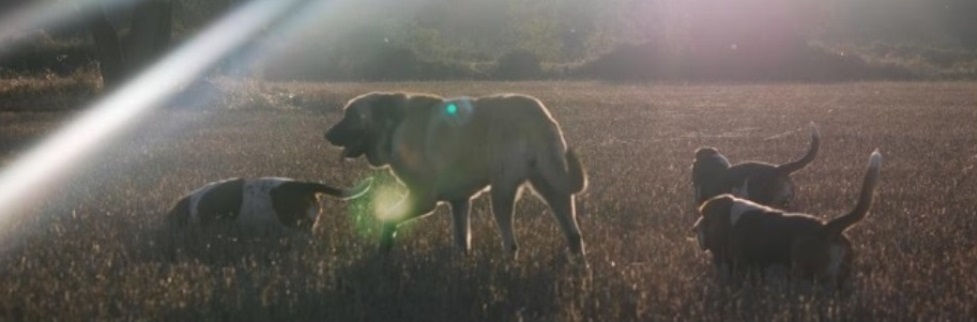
325;92;410;167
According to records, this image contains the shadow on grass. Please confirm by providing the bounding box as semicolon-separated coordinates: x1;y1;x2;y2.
135;226;593;321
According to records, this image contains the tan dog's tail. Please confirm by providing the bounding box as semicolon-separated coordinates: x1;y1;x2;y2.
824;150;882;236
566;148;588;193
777;123;820;175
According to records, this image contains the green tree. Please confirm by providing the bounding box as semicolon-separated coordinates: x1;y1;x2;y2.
80;0;173;89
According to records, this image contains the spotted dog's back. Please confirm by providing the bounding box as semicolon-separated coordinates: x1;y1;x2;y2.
167;178;245;231
165;177;372;254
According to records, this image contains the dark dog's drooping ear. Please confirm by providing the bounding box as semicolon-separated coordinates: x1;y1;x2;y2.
693;148;731;183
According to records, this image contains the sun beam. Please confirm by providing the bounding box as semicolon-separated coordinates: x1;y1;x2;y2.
0;0;311;223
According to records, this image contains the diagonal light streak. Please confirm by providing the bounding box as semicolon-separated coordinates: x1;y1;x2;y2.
0;0;308;221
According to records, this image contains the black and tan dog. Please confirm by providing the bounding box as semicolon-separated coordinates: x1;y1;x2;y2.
692;124;820;208
325;92;587;256
693;150;882;286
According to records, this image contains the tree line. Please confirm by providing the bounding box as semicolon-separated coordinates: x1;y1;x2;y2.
2;0;975;82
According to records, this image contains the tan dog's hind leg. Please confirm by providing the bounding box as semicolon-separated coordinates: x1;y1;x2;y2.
530;174;585;255
449;199;472;254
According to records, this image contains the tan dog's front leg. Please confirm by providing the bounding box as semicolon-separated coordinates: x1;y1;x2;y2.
378;191;437;253
449;198;472;254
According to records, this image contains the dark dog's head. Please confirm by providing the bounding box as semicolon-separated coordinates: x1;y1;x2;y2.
325;92;409;167
692;147;731;205
693;147;798;208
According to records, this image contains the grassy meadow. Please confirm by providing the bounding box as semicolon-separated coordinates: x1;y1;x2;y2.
1;80;975;320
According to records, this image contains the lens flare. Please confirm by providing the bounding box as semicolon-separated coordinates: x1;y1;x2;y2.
373;184;411;223
439;97;474;126
345;175;411;238
0;0;309;222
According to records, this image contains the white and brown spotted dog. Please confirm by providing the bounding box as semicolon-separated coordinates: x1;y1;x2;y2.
693;150;882;287
692;124;820;208
325;92;587;256
166;177;372;238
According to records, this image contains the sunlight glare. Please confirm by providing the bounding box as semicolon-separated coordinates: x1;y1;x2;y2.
372;182;409;223
0;0;307;221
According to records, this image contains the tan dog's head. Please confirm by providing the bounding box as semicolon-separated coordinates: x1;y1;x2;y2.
325;92;410;167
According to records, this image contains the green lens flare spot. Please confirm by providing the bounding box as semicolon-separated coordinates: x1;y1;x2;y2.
446;103;458;115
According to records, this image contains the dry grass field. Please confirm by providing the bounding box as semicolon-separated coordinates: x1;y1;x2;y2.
0;81;975;321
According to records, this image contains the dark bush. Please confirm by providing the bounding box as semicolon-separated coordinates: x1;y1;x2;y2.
263;44;482;81
571;42;669;80
0;45;95;76
492;50;542;80
572;40;916;82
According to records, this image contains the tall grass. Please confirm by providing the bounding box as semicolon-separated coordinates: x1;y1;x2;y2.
0;81;975;320
0;68;101;110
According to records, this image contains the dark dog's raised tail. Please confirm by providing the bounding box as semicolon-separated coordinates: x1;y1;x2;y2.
566;147;588;193
777;123;820;175
824;150;883;235
297;177;374;200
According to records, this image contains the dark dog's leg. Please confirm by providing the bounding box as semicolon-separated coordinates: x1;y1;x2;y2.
530;176;585;256
378;191;437;253
730;258;754;287
449;198;472;254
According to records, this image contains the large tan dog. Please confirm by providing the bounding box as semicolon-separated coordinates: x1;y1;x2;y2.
693;150;882;287
325;92;588;256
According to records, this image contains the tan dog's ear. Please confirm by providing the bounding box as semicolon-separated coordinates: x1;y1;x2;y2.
369;92;445;131
368;92;408;129
352;92;410;167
